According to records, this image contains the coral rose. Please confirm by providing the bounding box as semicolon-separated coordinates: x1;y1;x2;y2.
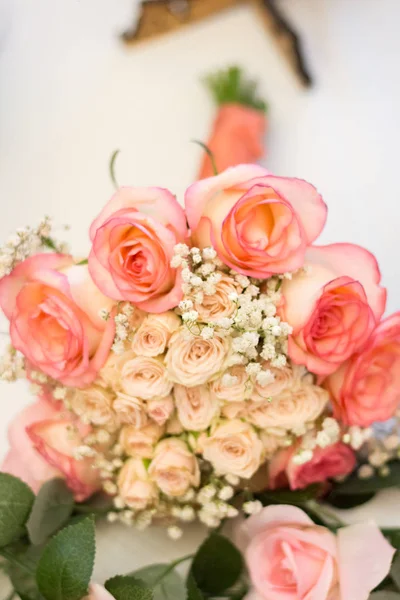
2;397;101;501
166;328;229;387
246;383;328;432
117;458;158;510
131;311;180;357
325;312;400;426
119;422;164;459
185;165;327;277
198;103;266;180
240;505;394;600
0;255;115;387
88;187;187;312
119;354;172;400
269;442;356;490
148;438;200;497
174;384;219;431
201;420;263;479
280;244;386;376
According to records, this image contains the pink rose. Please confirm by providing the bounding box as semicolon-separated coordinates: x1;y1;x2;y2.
86;584;114;600
88;187;188;312
269;442;356;490
280;244;386;376
0;255;115;387
2;397;101;501
325;312;400;426
185;165;327;277
240;505;394;600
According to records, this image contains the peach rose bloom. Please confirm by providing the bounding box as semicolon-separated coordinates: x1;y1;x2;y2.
119;422;164;459
174;384;219;431
185;165;327;278
198;104;266;180
280;244;386;376
119;354;172;400
240;505;394;600
88;187;188;313
71;385;117;430
113;393;147;428
269;442;356;491
211;365;252;402
146;395;174;426
221;401;247;420
131;311;180;357
166;413;184;435
194;274;240;323
148;438;200;497
246;384;328;431
117;458;158;511
253;364;304;401
0;256;115;387
2;397;101;501
325;312;400;427
86;584;114;600
166;329;229;387
201;420;263;479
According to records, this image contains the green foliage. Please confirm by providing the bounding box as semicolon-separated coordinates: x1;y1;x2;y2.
0;473;35;547
105;575;153;600
258;484;322;506
36;517;95;600
204;66;267;112
330;462;400;496
186;574;204;600
190;533;243;596
133;564;185;600
27;479;74;546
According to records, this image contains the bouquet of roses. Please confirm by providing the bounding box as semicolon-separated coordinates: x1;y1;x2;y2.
0;68;400;600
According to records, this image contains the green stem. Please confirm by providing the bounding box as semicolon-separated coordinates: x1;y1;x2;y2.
73;504;115;516
109;149;120;190
306;500;345;528
191;140;218;176
0;549;36;577
154;554;194;585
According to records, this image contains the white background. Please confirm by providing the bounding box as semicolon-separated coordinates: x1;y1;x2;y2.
1;0;400;585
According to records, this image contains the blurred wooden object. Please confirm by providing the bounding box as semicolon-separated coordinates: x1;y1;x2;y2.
122;0;312;87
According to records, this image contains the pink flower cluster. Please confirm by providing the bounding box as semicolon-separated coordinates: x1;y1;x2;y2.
0;163;398;515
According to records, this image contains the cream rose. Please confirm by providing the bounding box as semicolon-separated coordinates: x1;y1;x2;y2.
194;274;240;323
70;385;117;430
211;365;252;402
201;420;263;479
221;401;247;420
119;422;164;459
174;384;219;431
246;384;328;431
253;364;305;401
166;329;229;387
148;438;200;497
120;354;172;400
146;395;174;426
113;393;147;428
117;458;158;510
131;311;180;357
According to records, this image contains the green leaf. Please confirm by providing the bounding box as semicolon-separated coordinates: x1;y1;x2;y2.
133;564;185;600
391;552;400;591
1;541;43;600
27;479;74;546
105;575;153;600
76;259;88;266
369;593;400;599
191;534;243;596
186;574;204;600
257;484;322;506
0;473;35;547
326;491;376;509
332;462;400;495
36;516;95;600
204;66;268;112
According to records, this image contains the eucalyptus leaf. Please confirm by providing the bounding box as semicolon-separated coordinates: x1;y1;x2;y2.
0;473;35;547
27;479;74;545
36;516;95;600
191;534;243;596
133;564;185;600
332;462;400;495
105;575;153;600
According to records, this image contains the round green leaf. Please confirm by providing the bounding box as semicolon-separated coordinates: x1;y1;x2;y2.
0;473;35;547
27;479;74;546
191;533;243;595
105;575;153;600
36;516;95;600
